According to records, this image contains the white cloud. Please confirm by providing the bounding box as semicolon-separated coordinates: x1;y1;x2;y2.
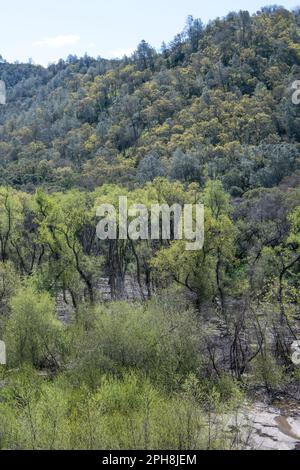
34;34;80;48
109;47;135;58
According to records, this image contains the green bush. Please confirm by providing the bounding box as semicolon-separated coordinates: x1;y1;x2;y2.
4;286;64;368
67;299;201;390
0;369;239;450
250;355;286;391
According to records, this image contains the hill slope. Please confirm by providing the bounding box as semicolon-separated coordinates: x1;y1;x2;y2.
0;5;300;192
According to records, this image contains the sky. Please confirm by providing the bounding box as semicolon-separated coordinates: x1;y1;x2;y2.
0;0;299;66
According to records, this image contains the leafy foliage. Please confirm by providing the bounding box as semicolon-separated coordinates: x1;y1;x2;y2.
0;6;299;451
0;7;300;192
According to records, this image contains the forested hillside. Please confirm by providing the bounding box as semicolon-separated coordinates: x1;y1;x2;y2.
1;6;300;192
0;5;300;450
